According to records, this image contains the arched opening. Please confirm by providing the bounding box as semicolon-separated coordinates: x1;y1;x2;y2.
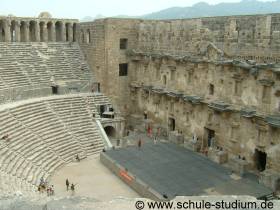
104;126;117;138
0;20;6;42
168;117;175;131
204;128;215;148
159;33;163;42
65;23;70;42
81;30;85;43
39;22;45;42
254;149;267;172
86;29;90;43
163;75;167;86
99;105;106;116
51;85;58;94
55;21;63;42
20;21;27;42
73;23;77;42
276;179;280;192
10;20;16;42
29;21;36;42
47;22;53;41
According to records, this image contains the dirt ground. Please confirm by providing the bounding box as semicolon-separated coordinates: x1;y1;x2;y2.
50;154;139;201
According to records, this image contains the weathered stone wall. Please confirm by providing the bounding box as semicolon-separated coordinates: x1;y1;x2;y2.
136;14;280;62
79;19;139;113
79;14;280;181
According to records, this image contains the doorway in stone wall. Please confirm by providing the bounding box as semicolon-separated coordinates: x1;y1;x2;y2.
276;179;280;192
163;75;167;86
100;105;106;116
168;117;175;131
52;86;58;94
144;112;148;119
204;128;215;147
255;149;267;172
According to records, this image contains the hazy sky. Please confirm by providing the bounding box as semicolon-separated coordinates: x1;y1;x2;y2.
0;0;275;19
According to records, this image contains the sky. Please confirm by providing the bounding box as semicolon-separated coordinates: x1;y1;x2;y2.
0;0;275;19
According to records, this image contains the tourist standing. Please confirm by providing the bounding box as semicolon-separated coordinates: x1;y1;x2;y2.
50;185;54;196
153;134;157;145
137;139;142;150
66;179;69;191
147;125;152;138
71;183;75;195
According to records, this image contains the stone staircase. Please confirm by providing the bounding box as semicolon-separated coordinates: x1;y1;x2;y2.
0;93;112;197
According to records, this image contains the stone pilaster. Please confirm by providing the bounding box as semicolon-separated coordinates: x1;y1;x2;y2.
25;22;30;42
51;22;55;42
34;21;40;41
41;22;48;42
61;22;66;42
68;23;73;42
14;21;21;42
4;19;11;42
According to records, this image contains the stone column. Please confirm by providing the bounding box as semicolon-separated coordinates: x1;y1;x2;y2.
5;19;11;42
41;22;47;42
61;22;66;42
73;23;77;42
15;21;20;42
35;21;40;42
25;22;30;42
68;23;73;42
51;22;55;42
0;22;3;41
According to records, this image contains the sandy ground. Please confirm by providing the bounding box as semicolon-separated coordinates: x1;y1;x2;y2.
50;155;139;201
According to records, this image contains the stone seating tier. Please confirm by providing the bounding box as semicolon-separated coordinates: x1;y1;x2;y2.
0;42;94;104
0;93;113;196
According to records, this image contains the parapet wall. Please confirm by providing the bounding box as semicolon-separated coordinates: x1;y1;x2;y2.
135;14;280;62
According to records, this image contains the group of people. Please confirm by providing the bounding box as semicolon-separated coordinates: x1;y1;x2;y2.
66;178;76;195
37;177;77;196
38;177;54;196
136;125;161;150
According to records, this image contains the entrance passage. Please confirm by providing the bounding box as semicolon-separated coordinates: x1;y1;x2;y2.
100;105;106;116
144;112;147;119
97;83;101;92
104;126;116;138
205;128;215;147
276;179;280;192
168;118;175;131
52;86;58;94
255;149;267;172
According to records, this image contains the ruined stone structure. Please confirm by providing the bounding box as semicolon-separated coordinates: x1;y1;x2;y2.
79;14;280;191
0;12;279;198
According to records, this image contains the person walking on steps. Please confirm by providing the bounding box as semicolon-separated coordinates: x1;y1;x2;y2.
75;154;80;162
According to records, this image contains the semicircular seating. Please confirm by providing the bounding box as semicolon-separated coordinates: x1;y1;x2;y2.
0;93;111;197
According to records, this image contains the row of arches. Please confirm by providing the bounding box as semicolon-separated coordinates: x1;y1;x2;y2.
0;19;77;42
